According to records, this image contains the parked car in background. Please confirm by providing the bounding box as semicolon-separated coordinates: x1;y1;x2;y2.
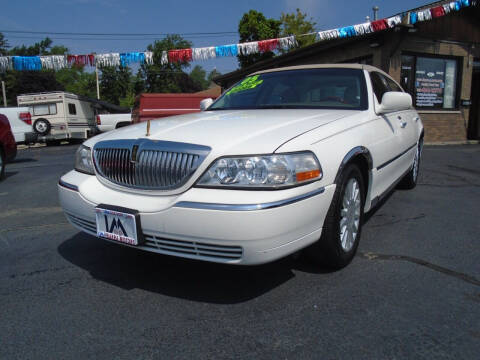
131;93;219;123
59;64;423;269
0;107;37;144
96;113;132;133
0;114;17;180
17;92;97;146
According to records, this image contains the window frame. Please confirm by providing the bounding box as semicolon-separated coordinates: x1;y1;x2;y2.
31;103;58;116
400;52;462;111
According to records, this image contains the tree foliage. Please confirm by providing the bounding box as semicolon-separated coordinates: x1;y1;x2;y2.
138;34;201;93
207;68;222;84
280;8;316;51
99;65;134;106
237;10;281;69
8;37;67;56
0;33;9;56
56;67;97;99
190;65;209;90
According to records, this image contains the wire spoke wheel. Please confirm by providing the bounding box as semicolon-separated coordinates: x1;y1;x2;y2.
340;178;361;252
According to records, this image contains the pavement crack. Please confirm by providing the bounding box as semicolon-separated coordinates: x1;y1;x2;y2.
0;222;70;233
9;265;74;279
447;164;480;176
368;214;426;228
359;251;480;287
419;183;480;188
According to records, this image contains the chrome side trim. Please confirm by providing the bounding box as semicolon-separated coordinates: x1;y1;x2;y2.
376;143;417;171
174;187;325;211
58;179;79;192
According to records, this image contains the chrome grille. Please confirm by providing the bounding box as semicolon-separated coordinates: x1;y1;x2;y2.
93;139;211;190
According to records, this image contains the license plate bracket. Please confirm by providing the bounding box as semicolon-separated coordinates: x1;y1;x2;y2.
95;204;144;246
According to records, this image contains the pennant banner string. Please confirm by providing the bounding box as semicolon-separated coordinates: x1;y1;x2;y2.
0;0;475;72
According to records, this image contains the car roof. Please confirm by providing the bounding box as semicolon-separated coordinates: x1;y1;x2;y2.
252;63;383;75
250;63;398;87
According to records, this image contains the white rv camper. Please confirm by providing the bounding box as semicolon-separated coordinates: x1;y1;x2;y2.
17;92;97;145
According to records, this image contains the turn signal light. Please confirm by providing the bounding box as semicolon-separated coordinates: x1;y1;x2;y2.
296;169;321;182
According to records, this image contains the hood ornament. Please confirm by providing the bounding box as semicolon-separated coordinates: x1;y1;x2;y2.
146;119;151;136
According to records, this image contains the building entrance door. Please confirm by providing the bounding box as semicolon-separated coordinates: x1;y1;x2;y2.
468;59;480;140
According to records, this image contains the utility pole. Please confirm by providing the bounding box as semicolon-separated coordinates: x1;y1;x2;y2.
95;63;100;100
1;81;6;107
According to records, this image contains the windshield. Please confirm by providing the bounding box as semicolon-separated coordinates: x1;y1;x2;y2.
210;68;368;111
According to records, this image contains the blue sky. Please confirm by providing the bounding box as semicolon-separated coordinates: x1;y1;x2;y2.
1;0;433;75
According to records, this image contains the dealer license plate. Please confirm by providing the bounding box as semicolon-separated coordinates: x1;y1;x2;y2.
95;205;142;246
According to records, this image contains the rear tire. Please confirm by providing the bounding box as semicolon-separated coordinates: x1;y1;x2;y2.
307;163;365;269
398;139;423;190
0;148;5;181
33;118;51;136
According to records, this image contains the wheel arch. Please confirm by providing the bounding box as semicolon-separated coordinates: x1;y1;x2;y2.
334;146;373;203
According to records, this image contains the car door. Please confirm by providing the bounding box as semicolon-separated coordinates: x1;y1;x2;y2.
384;75;418;152
369;71;413;197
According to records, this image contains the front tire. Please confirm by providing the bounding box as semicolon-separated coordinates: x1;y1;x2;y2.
307;163;365;269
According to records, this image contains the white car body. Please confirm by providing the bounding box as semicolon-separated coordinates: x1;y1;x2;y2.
58;64;423;267
0;107;37;144
96;113;132;133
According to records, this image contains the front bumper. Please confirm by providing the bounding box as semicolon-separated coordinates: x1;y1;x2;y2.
58;170;335;265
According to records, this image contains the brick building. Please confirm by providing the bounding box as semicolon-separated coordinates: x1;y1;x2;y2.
215;1;480;143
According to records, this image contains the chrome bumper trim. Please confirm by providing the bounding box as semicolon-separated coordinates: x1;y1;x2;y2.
174;187;325;211
58;179;79;192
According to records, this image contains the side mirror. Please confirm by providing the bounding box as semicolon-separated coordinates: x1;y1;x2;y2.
378;92;412;114
200;98;214;111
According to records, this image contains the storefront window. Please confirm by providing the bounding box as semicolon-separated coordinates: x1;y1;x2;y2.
400;54;458;109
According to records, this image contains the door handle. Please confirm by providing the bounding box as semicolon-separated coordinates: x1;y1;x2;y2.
397;116;407;128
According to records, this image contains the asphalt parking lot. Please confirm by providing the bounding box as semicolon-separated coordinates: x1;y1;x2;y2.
0;144;479;360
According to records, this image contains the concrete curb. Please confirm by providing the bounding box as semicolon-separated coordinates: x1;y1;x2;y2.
17;143;46;150
425;140;480;146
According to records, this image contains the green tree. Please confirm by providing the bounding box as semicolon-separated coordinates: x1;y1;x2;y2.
280;8;317;51
9;37;67;56
138;34;201;93
99;65;133;105
207;69;222;84
237;10;281;69
56;67;97;99
190;65;209;90
0;33;9;56
0;37;69;105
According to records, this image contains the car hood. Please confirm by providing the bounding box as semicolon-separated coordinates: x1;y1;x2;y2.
86;109;359;154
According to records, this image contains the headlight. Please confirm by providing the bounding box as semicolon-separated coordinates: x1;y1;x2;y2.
75;145;94;175
197;152;322;189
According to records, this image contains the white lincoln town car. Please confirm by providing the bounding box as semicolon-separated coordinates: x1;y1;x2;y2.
58;64;423;269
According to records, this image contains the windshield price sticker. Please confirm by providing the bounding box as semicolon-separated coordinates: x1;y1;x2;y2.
227;75;264;95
